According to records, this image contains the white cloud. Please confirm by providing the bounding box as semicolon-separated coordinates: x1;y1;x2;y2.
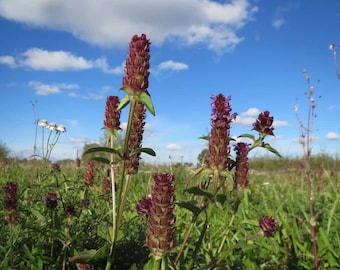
234;108;288;127
234;107;258;125
21;48;92;71
272;18;285;29
273;120;289;127
326;132;339;140
242;107;260;116
0;48;122;73
234;115;255;125
166;143;184;150
272;2;299;29
157;60;188;71
94;58;125;74
0;0;257;54
69;137;88;143
28;81;79;95
0;56;16;67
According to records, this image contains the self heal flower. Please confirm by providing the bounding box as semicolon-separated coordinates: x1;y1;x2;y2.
252;111;275;136
3;181;18;211
206;94;237;171
136;195;152;218
84;161;96;186
146;173;176;259
122;34;151;174
104;96;121;132
80;197;90;209
122;34;150;95
44;192;59;210
259;216;278;237
125;102;146;174
51;162;61;173
65;204;76;217
234;142;250;188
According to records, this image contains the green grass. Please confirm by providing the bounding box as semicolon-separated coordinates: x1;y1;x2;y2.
1;156;340;269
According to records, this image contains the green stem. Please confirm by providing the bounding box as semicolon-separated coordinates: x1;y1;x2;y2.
47;132;61;160
212;233;262;269
41;127;45;158
174;195;206;265
45;129;53;159
187;210;209;270
106;133;117;270
122;97;136;156
110;134;116;244
175;222;194;265
106;96;136;268
217;214;235;254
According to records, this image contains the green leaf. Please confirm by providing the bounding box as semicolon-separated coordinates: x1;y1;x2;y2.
23;244;35;262
68;250;97;263
140;92;155;116
119;86;135;97
117;94;130;111
238;133;256;141
69;243;111;264
97;225;113;243
134;147;156;157
83;146;120;156
327;193;340;235
198;135;209;140
216;194;227;206
30;208;46;224
185;187;214;201
220;170;234;180
90;157;111;164
262;143;282;158
91;242;111;261
176;200;201;215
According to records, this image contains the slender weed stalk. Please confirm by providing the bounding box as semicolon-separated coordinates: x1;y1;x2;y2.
294;69;320;269
329;43;340;79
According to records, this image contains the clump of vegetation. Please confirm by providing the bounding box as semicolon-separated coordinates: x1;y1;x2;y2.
1;35;339;270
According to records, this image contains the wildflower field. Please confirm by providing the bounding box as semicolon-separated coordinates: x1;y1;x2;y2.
1;34;340;270
1;157;340;270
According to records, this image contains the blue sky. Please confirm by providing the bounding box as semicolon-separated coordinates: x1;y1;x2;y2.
1;0;340;164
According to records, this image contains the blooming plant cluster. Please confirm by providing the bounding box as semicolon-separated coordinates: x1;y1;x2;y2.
0;33;285;270
73;34;281;269
35;119;66;160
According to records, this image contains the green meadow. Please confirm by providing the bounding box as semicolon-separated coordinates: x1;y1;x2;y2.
1;156;339;269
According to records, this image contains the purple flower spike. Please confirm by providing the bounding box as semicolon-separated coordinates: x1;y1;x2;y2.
252;111;275;136
206;94;237;171
259;216;278;237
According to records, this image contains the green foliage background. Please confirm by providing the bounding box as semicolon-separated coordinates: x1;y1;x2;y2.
0;156;340;269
